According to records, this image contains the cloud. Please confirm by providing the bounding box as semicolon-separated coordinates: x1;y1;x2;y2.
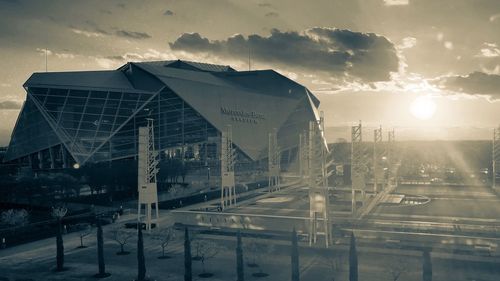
0;100;22;110
104;49;176;63
490;13;500;22
35;48;52;56
164;10;174;16
398;37;417;49
72;28;106;38
384;0;409;6
476;42;500;58
435;71;500;101
36;48;76;59
258;2;273;8
265;12;278;17
115;30;151;40
169;27;399;83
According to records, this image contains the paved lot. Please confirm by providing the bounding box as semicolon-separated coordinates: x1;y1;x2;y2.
1;219;499;281
2;183;500;280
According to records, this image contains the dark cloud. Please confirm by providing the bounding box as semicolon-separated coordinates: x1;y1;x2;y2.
436;71;500;101
0;100;22;110
115;30;151;40
164;10;174;16
169;28;399;82
117;3;126;8
82;20;111;35
265;12;278;18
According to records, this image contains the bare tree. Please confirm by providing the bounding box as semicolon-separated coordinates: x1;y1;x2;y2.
188;231;202;260
389;259;409;281
243;239;261;267
75;223;92;248
109;228;133;255
152;226;175;259
1;209;29;227
320;252;347;281
244;239;274;277
192;240;220;278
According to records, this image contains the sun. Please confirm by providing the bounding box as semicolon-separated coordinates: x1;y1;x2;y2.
410;96;437;120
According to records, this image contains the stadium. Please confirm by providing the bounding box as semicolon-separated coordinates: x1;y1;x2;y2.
4;60;321;179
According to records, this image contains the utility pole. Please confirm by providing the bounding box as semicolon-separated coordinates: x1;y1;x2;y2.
137;119;160;231
387;129;395;186
308;111;333;247
221;125;236;209
351;121;365;216
268;128;280;192
493;127;500;189
373;126;382;193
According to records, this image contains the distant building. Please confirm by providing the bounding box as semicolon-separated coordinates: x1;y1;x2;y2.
4;60;320;172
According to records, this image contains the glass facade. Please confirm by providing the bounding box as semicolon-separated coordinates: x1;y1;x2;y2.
5;97;61;161
27;87;155;163
5;86;227;169
89;87;221;164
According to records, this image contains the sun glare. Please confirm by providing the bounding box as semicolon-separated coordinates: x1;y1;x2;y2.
410;96;436;120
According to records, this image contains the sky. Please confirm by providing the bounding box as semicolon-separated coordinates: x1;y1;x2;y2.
0;0;500;144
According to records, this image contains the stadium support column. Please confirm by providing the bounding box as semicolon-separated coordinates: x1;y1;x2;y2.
308;112;332;248
493;127;500;189
137;119;160;231
373;126;382;193
268;128;281;192
351;121;365;216
221;125;236;210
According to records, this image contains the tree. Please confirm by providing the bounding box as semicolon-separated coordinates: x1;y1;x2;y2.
349;233;358;281
423;250;432;281
110;228;133;255
236;231;244;281
244;239;273;277
52;206;67;272
180;161;188;183
320;252;346;281
243;239;261;268
1;209;29;227
152;226;175;259
137;225;146;281
184;227;192;281
389;259;408;281
94;218;110;278
291;229;299;281
193;240;220;278
75;223;92;248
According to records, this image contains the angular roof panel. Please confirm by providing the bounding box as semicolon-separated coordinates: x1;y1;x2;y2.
151;76;303;160
164;60;236;72
25;70;137;91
